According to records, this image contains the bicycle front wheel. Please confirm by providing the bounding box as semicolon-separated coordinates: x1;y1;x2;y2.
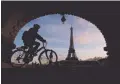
38;49;58;65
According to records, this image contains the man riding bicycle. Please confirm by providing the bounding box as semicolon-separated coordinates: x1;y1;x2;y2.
22;24;46;62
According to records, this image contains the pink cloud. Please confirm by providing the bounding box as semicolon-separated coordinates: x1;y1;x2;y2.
74;30;106;46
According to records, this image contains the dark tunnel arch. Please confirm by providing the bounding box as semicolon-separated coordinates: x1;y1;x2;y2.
2;1;120;67
13;13;108;62
1;12;110;66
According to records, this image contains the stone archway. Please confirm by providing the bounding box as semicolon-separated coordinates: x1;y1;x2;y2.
2;1;120;66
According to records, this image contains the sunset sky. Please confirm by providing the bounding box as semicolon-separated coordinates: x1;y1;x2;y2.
14;14;107;63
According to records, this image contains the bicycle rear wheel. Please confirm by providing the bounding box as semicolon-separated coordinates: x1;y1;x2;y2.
11;50;26;68
38;49;58;65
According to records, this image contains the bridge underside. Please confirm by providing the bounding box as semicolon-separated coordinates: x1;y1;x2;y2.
2;1;120;67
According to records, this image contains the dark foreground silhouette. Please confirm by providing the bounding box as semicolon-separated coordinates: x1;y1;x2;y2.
22;24;46;62
2;58;107;68
10;24;58;68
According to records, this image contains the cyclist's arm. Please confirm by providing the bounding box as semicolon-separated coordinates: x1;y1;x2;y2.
36;33;45;42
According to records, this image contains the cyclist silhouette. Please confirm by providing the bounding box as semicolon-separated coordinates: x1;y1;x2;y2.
22;24;46;60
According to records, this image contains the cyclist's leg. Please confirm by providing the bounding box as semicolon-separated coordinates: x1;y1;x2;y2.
33;41;40;53
24;42;33;57
27;44;34;56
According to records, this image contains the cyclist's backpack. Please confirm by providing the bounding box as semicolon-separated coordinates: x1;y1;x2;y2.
22;31;29;41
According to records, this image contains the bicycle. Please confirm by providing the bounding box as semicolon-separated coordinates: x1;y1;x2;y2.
11;42;58;68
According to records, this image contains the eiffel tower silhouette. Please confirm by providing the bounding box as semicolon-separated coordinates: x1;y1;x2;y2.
66;26;78;60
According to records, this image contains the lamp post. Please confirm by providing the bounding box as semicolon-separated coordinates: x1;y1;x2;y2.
61;14;66;24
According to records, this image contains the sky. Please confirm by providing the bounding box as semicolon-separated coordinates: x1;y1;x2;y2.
14;14;107;63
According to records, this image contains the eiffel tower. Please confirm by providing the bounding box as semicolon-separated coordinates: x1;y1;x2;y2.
66;26;78;60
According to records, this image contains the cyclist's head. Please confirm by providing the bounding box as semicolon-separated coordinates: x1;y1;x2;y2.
33;24;40;29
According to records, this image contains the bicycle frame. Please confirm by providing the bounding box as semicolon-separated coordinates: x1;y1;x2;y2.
35;42;47;54
13;42;48;58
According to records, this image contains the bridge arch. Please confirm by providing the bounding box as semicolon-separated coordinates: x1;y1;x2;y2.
2;1;120;66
